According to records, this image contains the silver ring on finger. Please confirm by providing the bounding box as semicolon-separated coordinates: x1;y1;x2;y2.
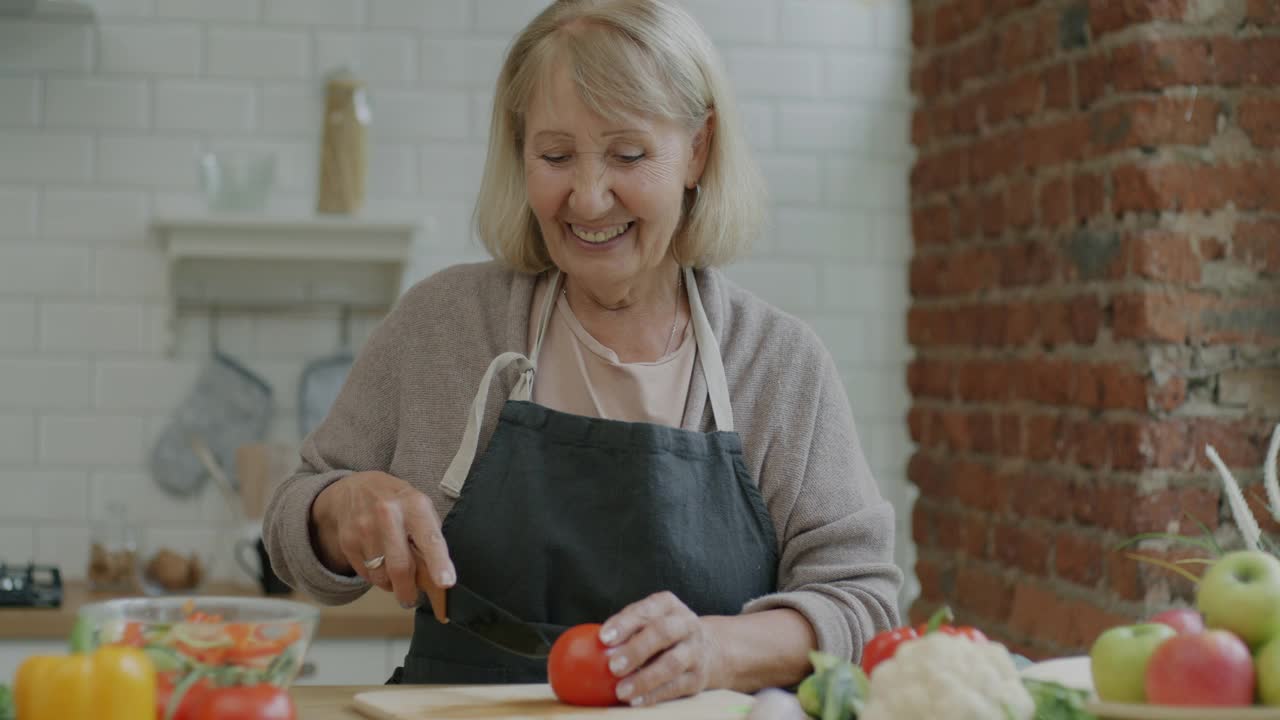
363;554;386;570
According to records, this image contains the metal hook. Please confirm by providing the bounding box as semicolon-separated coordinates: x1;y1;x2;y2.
209;306;221;354
338;305;351;349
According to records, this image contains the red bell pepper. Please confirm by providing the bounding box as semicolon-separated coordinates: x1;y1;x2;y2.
860;606;986;677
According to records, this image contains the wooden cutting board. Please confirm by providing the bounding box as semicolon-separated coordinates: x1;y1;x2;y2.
351;684;754;719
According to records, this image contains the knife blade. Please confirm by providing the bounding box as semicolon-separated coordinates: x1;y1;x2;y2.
418;583;553;660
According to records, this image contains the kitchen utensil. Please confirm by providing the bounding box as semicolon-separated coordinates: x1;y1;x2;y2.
190;433;245;522
77;596;318;688
298;306;355;438
150;310;273;497
87;501;139;593
424;583;553;660
235;443;298;521
317;67;370;214
236;536;292;595
352;685;754;720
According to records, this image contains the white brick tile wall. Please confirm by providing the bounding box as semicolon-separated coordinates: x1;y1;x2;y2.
682;0;778;44
757;152;821;207
371;90;469;140
825;51;911;105
0;0;917;599
0;187;38;241
0;414;37;463
876;0;913;51
34;525;92;580
0;76;40;127
259;84;319;133
780;0;877;48
823;263;908;311
94;359;201;410
474;0;548;34
42;188;151;244
737;100;776;149
420;145;484;199
0;246;94;295
96;136;202;187
0;359;91;410
156;0;261;22
88;0;158;17
155;81;256;132
824;156;910;211
0;302;37;351
39;414;147;465
316;32;418;88
420;39;507;90
724;261;819;311
207;28;311;79
368;143;420;197
95;248;170;299
369;0;470;31
0;527;35;564
40;302;145;352
726;49;822;98
264;0;365;27
0;22;94;72
44;77;150;130
0;132;94;182
0;470;90;521
98;23;202;76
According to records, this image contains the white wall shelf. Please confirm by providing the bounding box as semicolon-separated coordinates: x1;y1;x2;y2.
153;215;417;267
151;214;421;353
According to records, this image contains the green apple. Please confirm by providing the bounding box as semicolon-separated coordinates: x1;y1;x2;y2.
1258;634;1280;706
1197;550;1280;648
1089;623;1177;703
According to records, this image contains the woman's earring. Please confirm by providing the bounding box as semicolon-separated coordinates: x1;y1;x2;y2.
692;183;701;207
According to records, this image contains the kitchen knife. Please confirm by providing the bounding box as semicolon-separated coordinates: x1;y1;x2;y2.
417;583;553;660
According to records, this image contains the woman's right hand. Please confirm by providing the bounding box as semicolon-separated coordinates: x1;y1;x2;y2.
310;471;455;619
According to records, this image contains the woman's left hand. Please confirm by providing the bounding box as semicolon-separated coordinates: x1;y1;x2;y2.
598;591;729;707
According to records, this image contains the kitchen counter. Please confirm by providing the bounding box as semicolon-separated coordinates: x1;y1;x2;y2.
0;581;413;640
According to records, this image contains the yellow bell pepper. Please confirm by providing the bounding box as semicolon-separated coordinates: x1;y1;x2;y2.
14;645;155;720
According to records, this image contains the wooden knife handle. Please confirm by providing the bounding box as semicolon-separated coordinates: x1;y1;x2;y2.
412;546;449;624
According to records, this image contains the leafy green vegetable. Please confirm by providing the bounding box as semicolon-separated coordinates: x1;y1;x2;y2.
795;651;869;720
1023;678;1096;720
0;683;13;720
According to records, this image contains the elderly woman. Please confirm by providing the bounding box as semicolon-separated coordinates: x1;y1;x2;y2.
264;0;901;703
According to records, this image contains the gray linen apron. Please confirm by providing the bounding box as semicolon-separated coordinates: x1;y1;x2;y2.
391;267;779;684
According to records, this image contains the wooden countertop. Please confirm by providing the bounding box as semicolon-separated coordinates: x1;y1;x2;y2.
0;582;413;640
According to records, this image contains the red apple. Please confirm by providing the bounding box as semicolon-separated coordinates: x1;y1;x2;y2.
1145;630;1255;706
1150;608;1206;635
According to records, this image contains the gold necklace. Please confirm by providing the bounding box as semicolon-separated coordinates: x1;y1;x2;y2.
562;270;684;356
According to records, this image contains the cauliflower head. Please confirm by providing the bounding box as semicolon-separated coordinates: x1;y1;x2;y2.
860;633;1034;720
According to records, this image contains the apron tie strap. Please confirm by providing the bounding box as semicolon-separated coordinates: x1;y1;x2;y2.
441;351;533;498
684;267;734;433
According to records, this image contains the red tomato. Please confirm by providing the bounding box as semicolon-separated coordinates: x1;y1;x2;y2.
156;672;211;720
196;684;296;720
547;624;619;707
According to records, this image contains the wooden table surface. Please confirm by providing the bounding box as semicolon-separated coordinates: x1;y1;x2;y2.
0;581;413;640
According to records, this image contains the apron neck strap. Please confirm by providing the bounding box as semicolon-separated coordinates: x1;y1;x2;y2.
440;351;533;498
683;266;734;432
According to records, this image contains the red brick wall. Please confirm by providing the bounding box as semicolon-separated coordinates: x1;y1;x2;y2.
907;0;1280;658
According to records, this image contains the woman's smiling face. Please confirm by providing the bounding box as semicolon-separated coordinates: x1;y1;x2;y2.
523;63;708;298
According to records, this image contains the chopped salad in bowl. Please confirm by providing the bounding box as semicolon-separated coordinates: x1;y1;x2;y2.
76;596;317;720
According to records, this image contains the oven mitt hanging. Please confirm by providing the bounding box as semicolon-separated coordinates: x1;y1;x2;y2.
149;352;273;498
298;350;353;439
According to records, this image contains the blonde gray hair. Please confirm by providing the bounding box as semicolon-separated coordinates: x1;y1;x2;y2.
475;0;765;273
